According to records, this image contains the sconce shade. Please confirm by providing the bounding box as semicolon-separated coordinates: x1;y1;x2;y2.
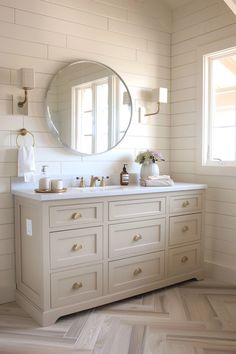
123;91;131;105
159;87;168;103
20;68;35;90
142;87;168;117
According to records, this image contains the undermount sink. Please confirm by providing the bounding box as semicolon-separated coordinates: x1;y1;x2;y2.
69;185;128;192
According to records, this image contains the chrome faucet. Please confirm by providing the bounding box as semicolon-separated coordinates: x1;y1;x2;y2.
90;176;100;187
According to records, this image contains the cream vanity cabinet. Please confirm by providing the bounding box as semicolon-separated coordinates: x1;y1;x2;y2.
14;184;206;326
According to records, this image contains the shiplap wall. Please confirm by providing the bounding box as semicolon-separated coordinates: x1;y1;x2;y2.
171;0;236;283
0;0;171;303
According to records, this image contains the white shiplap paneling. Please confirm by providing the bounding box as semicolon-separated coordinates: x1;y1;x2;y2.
171;0;236;283
0;0;171;303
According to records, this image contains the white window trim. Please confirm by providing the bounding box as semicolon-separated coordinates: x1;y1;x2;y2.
196;35;236;176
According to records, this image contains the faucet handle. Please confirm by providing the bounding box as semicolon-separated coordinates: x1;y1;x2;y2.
79;177;86;188
100;176;109;187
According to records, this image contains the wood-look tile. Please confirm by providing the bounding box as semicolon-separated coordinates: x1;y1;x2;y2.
0;280;236;353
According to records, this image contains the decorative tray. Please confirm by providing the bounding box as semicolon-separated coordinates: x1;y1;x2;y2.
34;188;67;194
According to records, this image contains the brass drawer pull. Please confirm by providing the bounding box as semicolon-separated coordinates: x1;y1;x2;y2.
133;267;142;276
182;201;190;208
182;226;189;233
181;256;189;263
71;244;82;252
72;282;83;290
72;212;82;220
133;234;142;242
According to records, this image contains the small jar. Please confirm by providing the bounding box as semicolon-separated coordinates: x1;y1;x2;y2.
51;179;63;191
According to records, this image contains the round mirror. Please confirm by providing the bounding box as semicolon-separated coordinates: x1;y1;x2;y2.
46;60;132;155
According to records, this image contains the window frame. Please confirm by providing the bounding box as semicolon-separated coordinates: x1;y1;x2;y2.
196;36;236;176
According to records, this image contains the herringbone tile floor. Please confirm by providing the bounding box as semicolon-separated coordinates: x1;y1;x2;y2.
0;279;236;353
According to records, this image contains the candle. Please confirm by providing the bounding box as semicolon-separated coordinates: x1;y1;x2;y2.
51;179;63;191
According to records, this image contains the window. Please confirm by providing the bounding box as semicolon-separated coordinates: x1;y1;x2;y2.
71;77;109;154
203;47;236;166
71;75;126;154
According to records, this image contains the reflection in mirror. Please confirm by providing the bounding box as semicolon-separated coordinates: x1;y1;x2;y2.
46;60;132;155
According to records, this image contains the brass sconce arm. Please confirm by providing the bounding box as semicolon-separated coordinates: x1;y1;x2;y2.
144;102;160;116
18;88;28;108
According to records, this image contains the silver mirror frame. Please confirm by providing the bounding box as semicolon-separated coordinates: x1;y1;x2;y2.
45;59;133;156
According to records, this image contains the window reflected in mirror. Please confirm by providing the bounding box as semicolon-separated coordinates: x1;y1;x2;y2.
46;60;132;155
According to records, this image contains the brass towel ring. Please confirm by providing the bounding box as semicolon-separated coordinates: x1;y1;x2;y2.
16;128;35;147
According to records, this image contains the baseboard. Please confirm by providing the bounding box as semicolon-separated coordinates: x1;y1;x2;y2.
0;286;16;304
204;261;236;285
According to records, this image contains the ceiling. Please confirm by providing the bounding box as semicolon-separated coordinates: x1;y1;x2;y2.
164;0;236;12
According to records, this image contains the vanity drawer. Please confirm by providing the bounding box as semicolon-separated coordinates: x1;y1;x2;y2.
50;226;103;269
169;214;201;246
51;264;102;308
168;244;201;277
108;252;164;293
109;198;165;221
169;194;202;214
109;219;165;258
49;203;103;228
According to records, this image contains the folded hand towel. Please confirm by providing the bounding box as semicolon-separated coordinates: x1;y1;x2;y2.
141;175;174;187
18;146;36;182
147;175;171;180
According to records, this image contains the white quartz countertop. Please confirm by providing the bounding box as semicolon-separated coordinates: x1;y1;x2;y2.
12;182;207;201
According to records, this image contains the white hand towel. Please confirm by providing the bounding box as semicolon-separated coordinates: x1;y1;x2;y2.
18;146;36;182
147;175;171;180
141;175;174;187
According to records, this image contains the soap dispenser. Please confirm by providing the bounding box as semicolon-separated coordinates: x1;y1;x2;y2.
120;164;129;185
38;165;51;191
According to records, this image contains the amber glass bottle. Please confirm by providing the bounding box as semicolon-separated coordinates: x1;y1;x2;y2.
120;164;129;185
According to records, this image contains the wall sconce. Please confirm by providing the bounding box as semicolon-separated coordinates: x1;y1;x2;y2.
123;91;131;105
144;87;168;116
17;68;35;108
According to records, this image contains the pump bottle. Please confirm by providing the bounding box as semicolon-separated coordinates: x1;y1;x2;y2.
120;164;129;185
38;165;51;190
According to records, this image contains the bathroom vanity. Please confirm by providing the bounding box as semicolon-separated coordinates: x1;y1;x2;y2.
13;183;206;326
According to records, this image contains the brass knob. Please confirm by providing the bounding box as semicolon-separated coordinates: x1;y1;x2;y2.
72;212;82;220
133;267;142;276
181;256;189;263
182;226;189;233
71;244;82;252
72;282;83;290
182;201;190;208
133;234;142;242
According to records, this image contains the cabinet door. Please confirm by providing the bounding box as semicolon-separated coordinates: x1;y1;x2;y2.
168;244;201;277
109;252;164;293
169;214;201;246
50;226;103;269
109;219;165;258
51;264;103;308
109;198;165;221
49;203;103;228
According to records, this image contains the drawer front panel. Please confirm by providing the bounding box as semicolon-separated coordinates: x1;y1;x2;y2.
109;219;165;258
51;264;102;308
50;226;103;269
169;194;202;214
109;252;164;293
169;214;201;246
49;203;103;228
168;244;201;277
109;198;165;221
